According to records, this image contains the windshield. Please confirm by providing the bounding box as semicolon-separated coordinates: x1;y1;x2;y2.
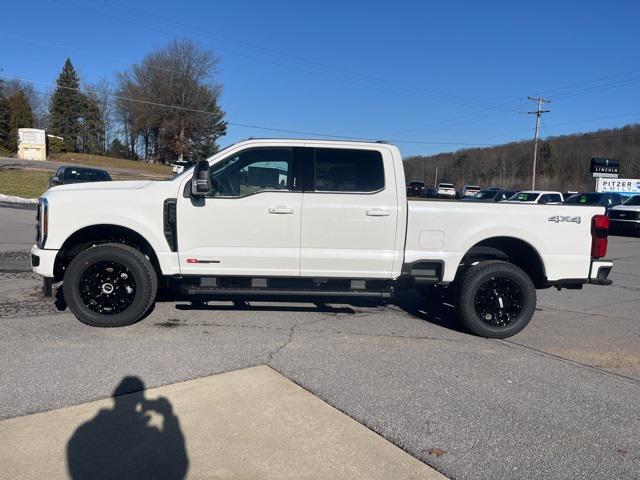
508;192;538;202
63;169;110;181
623;195;640;206
473;190;498;199
565;193;603;204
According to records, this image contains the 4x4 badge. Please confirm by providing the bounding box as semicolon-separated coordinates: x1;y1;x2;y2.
548;215;581;224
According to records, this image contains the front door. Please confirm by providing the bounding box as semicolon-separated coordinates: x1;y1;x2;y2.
177;147;302;276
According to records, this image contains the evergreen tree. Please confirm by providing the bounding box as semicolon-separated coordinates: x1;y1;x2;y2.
0;80;10;151
79;93;105;154
7;90;34;151
107;138;129;158
49;58;83;151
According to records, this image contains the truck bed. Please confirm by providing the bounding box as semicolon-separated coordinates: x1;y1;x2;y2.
406;200;605;283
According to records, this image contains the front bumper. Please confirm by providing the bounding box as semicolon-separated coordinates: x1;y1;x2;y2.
589;259;613;285
30;245;58;278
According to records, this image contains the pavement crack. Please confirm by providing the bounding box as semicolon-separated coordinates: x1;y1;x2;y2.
495;339;640;385
539;304;636;321
265;316;329;365
296;327;462;343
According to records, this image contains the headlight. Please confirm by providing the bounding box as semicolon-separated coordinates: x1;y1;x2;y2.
37;198;48;248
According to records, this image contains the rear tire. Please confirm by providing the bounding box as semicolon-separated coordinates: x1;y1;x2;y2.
63;243;157;327
455;260;536;338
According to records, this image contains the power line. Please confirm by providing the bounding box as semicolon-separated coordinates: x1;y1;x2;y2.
482;111;640;141
8;75;640;149
11;75;495;146
53;0;518;111
533;68;640;97
100;0;518;110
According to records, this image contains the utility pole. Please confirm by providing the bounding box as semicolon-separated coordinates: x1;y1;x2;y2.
434;167;439;188
527;96;551;190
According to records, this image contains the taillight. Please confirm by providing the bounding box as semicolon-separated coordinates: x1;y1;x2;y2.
591;214;609;258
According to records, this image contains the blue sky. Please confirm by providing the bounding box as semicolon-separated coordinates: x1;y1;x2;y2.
1;0;639;156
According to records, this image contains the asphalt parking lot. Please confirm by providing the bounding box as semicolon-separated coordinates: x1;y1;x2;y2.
1;202;638;479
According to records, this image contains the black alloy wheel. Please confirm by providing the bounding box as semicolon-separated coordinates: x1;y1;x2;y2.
64;243;157;327
473;276;524;327
79;261;137;314
456;260;536;338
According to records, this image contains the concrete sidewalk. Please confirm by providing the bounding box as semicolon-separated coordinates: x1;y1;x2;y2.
0;365;446;479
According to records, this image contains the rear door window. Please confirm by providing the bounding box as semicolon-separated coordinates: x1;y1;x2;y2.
312;148;384;193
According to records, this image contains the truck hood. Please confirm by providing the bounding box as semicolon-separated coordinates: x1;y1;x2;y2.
47;180;153;193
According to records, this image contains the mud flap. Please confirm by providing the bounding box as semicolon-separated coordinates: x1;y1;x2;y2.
43;277;53;297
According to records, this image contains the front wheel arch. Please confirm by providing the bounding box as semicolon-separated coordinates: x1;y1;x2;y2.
54;224;162;282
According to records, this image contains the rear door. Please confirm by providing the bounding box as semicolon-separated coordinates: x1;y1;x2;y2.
299;146;399;278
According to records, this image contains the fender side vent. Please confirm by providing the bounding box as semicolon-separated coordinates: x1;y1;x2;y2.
163;199;178;252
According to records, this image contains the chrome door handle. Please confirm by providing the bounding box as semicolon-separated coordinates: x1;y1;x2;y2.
366;208;390;216
269;206;294;214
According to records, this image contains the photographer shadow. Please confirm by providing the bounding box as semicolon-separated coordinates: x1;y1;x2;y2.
67;376;189;480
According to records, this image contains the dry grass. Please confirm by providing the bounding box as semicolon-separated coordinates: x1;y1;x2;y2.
50;153;172;176
0;169;52;198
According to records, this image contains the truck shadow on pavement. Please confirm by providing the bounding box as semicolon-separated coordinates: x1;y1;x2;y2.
393;292;468;334
175;300;356;315
163;291;467;334
67;376;189;480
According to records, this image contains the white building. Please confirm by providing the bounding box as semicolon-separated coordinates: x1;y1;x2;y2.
18;128;47;160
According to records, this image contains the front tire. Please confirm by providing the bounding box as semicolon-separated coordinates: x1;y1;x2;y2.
456;260;536;338
63;243;157;327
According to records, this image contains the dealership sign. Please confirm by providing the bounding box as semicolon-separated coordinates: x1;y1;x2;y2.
590;157;619;178
596;178;640;194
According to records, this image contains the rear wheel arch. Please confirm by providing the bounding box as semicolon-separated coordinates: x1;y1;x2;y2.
54;224;162;282
460;236;547;288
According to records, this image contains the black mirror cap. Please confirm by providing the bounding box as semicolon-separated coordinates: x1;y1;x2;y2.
191;160;211;196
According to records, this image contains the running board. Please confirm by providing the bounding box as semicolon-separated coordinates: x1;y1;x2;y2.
182;286;393;298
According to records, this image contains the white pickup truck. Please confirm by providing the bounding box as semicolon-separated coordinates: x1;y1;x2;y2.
31;139;613;338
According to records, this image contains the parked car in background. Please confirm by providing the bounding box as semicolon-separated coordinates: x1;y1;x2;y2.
608;195;640;236
564;192;624;211
436;182;456;198
462;189;518;202
171;160;195;175
49;167;111;188
425;187;437;198
505;191;563;204
407;181;427;197
457;185;480;199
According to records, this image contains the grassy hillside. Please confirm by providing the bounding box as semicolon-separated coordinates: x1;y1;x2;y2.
0;169;52;198
49;153;172;176
404;124;640;191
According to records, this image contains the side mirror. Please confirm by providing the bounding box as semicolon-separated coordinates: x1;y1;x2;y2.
191;160;211;196
50;176;60;185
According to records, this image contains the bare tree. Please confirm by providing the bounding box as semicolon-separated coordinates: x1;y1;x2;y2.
115;39;226;163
